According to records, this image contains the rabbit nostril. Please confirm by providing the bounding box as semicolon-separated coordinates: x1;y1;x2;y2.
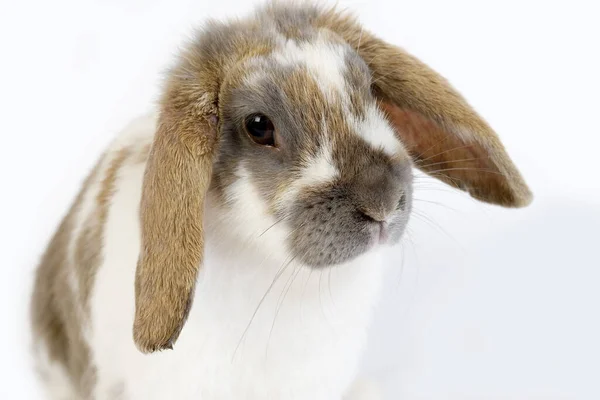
358;209;377;222
397;193;406;211
358;208;386;223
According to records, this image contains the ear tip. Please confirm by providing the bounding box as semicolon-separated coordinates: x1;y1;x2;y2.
133;312;181;354
468;179;533;208
507;176;534;208
133;328;177;354
515;187;534;208
500;182;533;208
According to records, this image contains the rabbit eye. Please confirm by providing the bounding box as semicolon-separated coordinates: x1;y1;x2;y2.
244;114;275;146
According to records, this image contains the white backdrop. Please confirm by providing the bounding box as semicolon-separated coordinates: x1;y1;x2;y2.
1;0;599;399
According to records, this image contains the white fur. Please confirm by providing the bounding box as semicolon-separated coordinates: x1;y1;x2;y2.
222;161;291;259
273;36;348;99
352;105;403;157
276;137;339;209
301;145;339;183
83;115;385;399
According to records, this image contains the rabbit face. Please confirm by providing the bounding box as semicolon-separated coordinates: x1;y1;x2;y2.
212;32;412;267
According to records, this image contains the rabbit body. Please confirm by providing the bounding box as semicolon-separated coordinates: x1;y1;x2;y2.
31;3;532;400
33;115;385;400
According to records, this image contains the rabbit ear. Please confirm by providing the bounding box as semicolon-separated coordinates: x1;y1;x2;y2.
376;97;531;207
317;11;532;207
133;93;218;353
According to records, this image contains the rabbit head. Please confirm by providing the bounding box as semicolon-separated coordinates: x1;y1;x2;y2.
133;2;532;353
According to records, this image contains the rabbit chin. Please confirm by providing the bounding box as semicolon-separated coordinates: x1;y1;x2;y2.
368;215;410;249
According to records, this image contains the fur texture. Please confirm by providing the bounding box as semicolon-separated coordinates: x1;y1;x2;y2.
31;2;531;399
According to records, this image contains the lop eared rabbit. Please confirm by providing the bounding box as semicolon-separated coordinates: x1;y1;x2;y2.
31;2;531;399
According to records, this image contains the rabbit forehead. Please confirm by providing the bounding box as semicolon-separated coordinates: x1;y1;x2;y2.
271;33;349;97
243;31;370;107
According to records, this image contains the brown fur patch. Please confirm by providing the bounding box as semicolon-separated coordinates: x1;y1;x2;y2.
280;67;350;143
32;147;133;397
31;163;100;398
75;149;131;310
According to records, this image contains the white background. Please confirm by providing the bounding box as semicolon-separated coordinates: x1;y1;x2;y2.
1;0;599;398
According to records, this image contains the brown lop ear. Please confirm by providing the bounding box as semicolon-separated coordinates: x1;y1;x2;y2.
317;10;532;207
133;85;219;353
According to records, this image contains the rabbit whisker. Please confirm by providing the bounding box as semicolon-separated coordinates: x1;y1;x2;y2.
258;214;290;237
266;262;304;358
232;255;296;362
426;166;504;176
413;198;459;213
411;210;463;249
415;143;477;164
417;156;490;169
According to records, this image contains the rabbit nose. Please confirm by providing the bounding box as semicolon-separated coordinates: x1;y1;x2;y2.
352;159;412;221
358;189;407;222
359;208;388;222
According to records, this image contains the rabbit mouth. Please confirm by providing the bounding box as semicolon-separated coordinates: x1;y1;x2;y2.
375;221;391;245
366;211;410;249
286;191;411;268
376;221;389;244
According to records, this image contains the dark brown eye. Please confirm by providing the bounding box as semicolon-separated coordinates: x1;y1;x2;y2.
244;113;275;146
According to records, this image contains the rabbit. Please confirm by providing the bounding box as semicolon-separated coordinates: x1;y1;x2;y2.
30;2;532;399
